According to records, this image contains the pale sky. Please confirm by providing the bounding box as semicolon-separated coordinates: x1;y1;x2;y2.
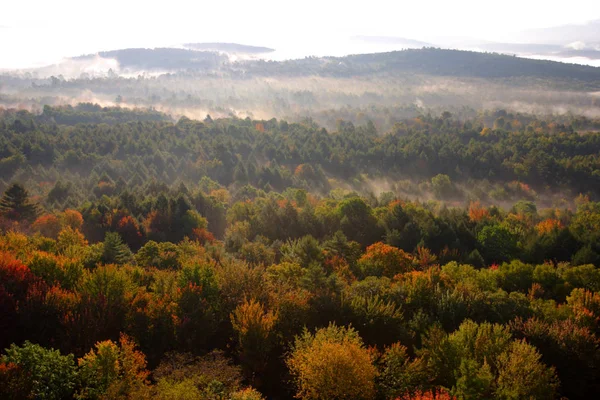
1;0;599;68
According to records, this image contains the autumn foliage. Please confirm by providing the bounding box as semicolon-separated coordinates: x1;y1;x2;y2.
358;242;414;277
398;389;456;400
468;201;489;222
32;214;62;239
535;218;563;234
287;325;377;400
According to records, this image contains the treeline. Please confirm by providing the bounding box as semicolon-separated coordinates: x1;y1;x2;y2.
40;103;171;125
2;181;600;399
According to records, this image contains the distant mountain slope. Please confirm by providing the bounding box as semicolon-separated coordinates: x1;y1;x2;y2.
183;42;274;53
239;48;600;82
75;48;227;70
345;48;600;80
58;47;600;85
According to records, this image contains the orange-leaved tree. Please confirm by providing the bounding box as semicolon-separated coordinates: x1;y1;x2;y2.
358;242;413;278
32;214;62;239
398;389;456;399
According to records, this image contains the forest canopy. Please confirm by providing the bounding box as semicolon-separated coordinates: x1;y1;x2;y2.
1;103;600;399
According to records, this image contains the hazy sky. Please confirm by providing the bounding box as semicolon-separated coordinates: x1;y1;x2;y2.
1;0;599;68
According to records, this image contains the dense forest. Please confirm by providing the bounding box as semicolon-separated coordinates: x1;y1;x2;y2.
1;105;600;399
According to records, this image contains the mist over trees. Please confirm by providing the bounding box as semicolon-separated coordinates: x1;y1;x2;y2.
2;48;600;134
2;41;600;399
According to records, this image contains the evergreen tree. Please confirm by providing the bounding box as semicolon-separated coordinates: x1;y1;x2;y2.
0;183;40;222
101;232;134;265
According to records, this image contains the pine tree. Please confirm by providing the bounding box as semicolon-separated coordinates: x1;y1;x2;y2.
0;183;40;222
101;232;134;265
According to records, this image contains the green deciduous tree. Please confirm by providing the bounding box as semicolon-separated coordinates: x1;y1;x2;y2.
495;340;559;399
477;225;518;264
377;342;429;399
1;341;77;400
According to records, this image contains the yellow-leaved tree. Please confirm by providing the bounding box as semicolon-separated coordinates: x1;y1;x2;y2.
77;334;149;399
230;299;277;385
286;324;377;400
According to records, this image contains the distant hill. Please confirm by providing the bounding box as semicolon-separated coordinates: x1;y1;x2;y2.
59;47;600;85
343;48;600;80
75;48;228;71
237;48;600;83
183;42;275;54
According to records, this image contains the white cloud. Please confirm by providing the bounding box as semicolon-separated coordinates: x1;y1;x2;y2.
1;0;599;68
566;41;588;50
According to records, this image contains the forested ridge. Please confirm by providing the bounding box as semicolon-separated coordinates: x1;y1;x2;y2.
2;105;600;399
61;47;600;84
239;48;600;83
5;48;600;137
74;48;229;71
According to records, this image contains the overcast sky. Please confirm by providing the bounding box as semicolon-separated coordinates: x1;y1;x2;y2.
1;0;599;68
